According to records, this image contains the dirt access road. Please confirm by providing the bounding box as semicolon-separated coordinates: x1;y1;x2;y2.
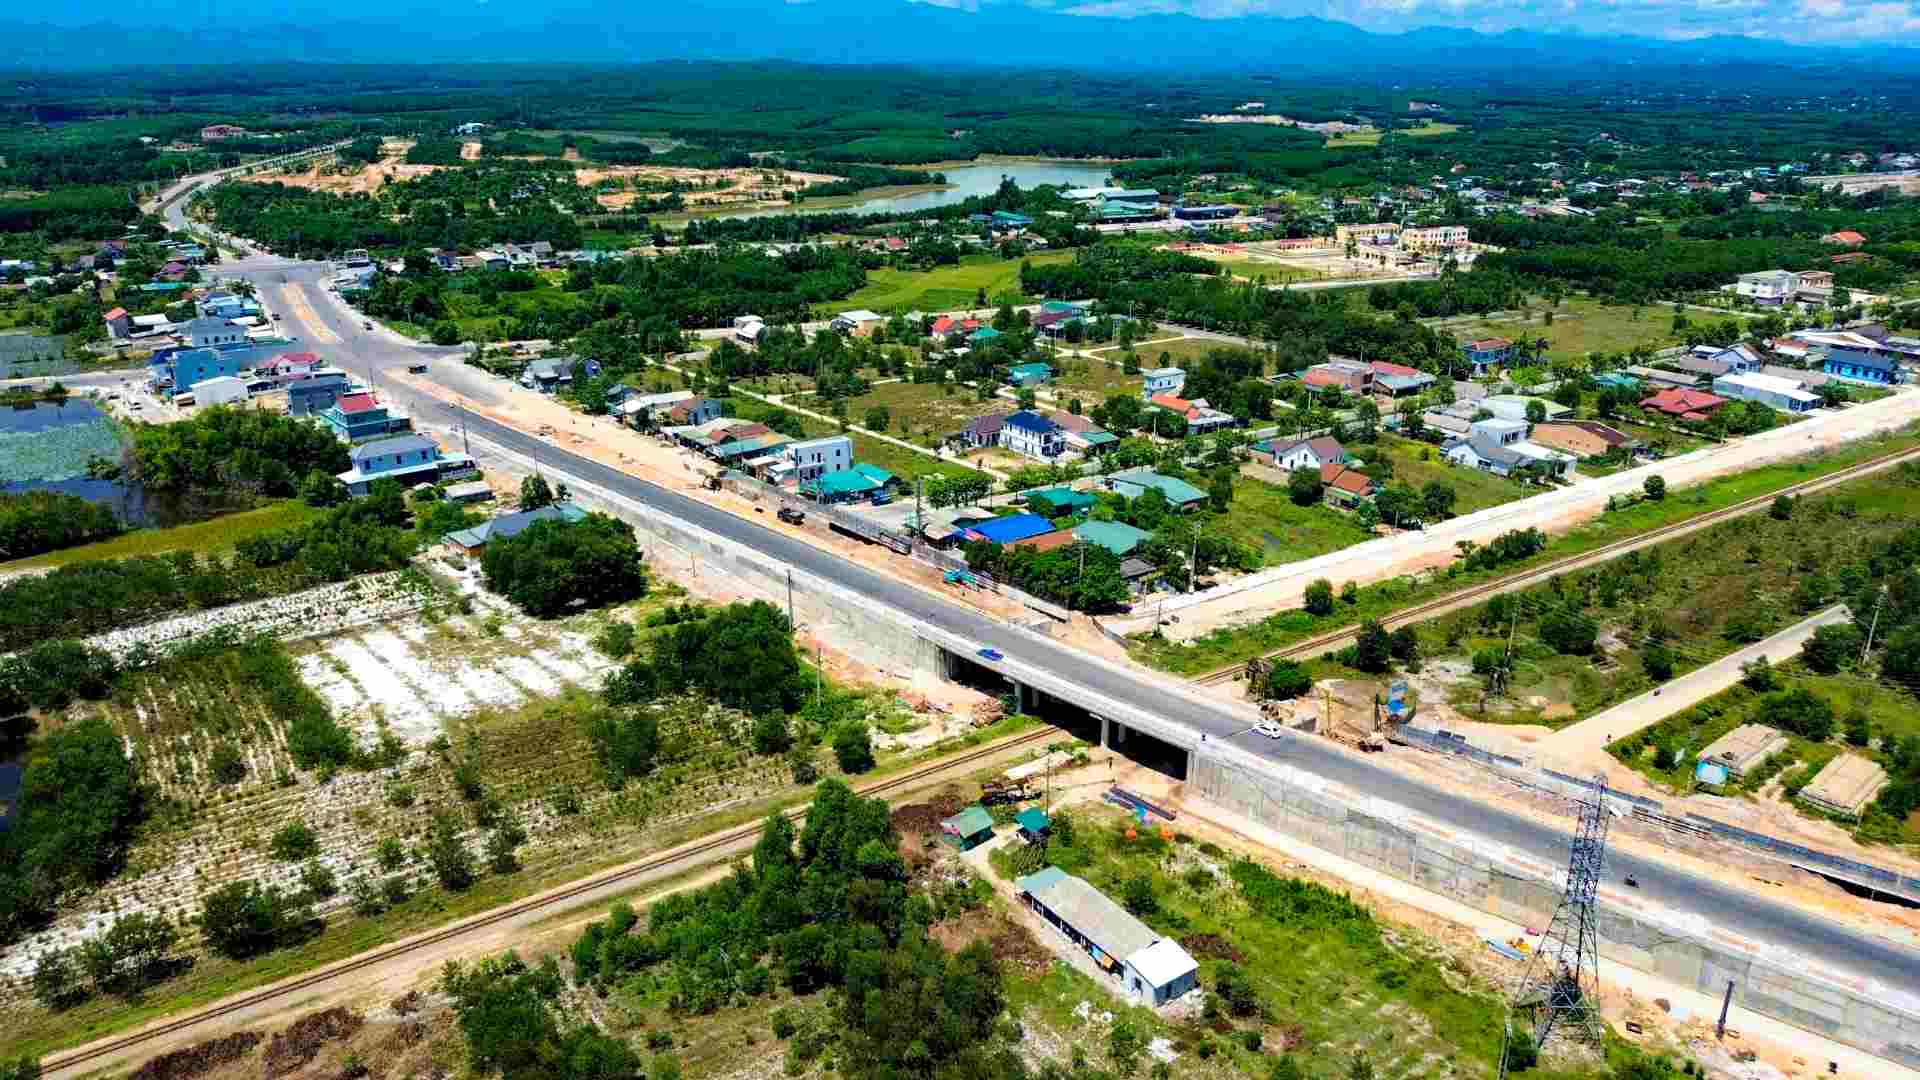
38;727;1060;1079
1122;389;1920;640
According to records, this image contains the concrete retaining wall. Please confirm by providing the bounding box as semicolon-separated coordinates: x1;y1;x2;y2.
1189;748;1920;1065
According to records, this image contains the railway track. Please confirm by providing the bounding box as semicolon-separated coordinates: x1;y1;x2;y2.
1192;440;1920;687
41;726;1057;1077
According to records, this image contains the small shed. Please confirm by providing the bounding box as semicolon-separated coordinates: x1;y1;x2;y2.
1799;754;1888;818
1015;807;1052;843
190;375;250;406
941;805;996;851
443;480;495;504
1698;724;1789;781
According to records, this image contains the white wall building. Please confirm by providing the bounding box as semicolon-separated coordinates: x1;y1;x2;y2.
1732;270;1801;305
783;435;853;483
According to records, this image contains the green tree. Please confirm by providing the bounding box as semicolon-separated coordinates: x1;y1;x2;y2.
864;406;890;431
199;880;308;960
1420;480;1456;520
1643;474;1666;501
1538;608;1599;655
1802;622;1863;674
1755;687;1836;741
1287;467;1324;507
1352;619;1392;673
481;513;647;616
519;474;555;510
1770;494;1795;521
752;711;793;755
426;811;478;891
1264;659;1312;700
1304;578;1335;616
832;722;875;774
1642;642;1676;681
270;821;319;862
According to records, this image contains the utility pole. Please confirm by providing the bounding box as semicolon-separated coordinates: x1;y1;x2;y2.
787;569;795;630
1863;585;1888;664
1189;524;1201;594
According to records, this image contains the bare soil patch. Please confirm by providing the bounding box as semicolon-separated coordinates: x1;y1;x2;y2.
130;1031;263;1080
263;1007;365;1078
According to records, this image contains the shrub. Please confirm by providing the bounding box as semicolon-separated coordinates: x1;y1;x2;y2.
1263;659;1312;700
832;722;875;774
199;880;309;960
426;811;477;891
1538;608;1598;655
301;861;339;898
1303;579;1334;616
209;742;247;785
270;821;319;862
1213;961;1260;1016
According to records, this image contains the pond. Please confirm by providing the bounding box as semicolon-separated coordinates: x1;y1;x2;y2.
725;159;1120;218
0;398;155;525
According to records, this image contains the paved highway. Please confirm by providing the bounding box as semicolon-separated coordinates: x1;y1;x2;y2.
183;209;1920;994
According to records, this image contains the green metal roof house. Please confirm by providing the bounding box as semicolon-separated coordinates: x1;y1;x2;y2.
1014;807;1052;841
941;805;996;850
1029;487;1095;515
1100;467;1207;509
968;327;1004;344
1008;362;1054;387
805;463;897;503
1073;520;1153;556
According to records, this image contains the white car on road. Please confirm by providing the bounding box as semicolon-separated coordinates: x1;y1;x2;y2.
1255;720;1284;739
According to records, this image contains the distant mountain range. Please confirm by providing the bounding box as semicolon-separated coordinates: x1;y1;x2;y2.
3;0;1916;74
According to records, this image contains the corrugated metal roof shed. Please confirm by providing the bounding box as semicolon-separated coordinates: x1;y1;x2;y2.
1027;873;1159;962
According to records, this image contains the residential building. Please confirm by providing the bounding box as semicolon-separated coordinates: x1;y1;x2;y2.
1529;421;1636;458
1698;724;1789;782
939;806;996;851
1051;412;1117;454
1458;338;1514;375
1732;269;1800;305
103;307;130;340
1627;364;1700;390
320;391;412;442
805;464;896;504
1470;417;1528;446
1027;487;1096;516
1007;362;1054;388
1301;360;1373;394
287;369;352;416
783;435;853;484
1640;387;1728;420
1401;225;1469;252
336;434;472;496
1015;867;1199;1006
968;327;1004;347
1101;468;1208;510
953;413;1008;451
1012;530;1078;555
1444;436;1527;476
445;504;587;554
829;309;885;336
1000;410;1065;460
1147;393;1236;434
1140;367;1186;399
663;396;725;427
735;319;767;346
1319;463;1375;509
200;123;247;141
1507;441;1576;478
188;375;249;407
1821;348;1901;386
1268;436;1348;472
1820;230;1867;247
957;513;1056;546
1072;520;1153;557
1367;360;1435;397
1713;371;1821;412
1481;395;1570;424
183;316;248;348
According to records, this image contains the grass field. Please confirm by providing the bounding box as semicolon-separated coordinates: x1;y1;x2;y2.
1046;354;1140;401
1375;434;1532;515
0;500;325;572
1105;335;1257;370
1131;422;1920;676
793;381;990;446
732;389;987;484
1212;476;1374;568
1187;253;1321;284
1326;121;1463;148
1430;295;1691;361
810;252;1073;316
987;804;1565;1078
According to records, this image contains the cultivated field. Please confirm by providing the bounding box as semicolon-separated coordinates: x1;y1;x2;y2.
814;252;1072;316
1426;295;1715;360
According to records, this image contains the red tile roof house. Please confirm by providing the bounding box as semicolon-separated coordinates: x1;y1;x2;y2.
1301;360;1374;394
1319;463;1375;508
1640;388;1727;421
103;307;130;339
1821;230;1867;247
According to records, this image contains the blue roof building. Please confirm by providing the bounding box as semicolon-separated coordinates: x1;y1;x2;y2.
960;513;1056;545
336;434;473;496
446;503;586;551
1822;348;1901;386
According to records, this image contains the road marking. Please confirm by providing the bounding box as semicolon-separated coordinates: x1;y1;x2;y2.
281;285;339;344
